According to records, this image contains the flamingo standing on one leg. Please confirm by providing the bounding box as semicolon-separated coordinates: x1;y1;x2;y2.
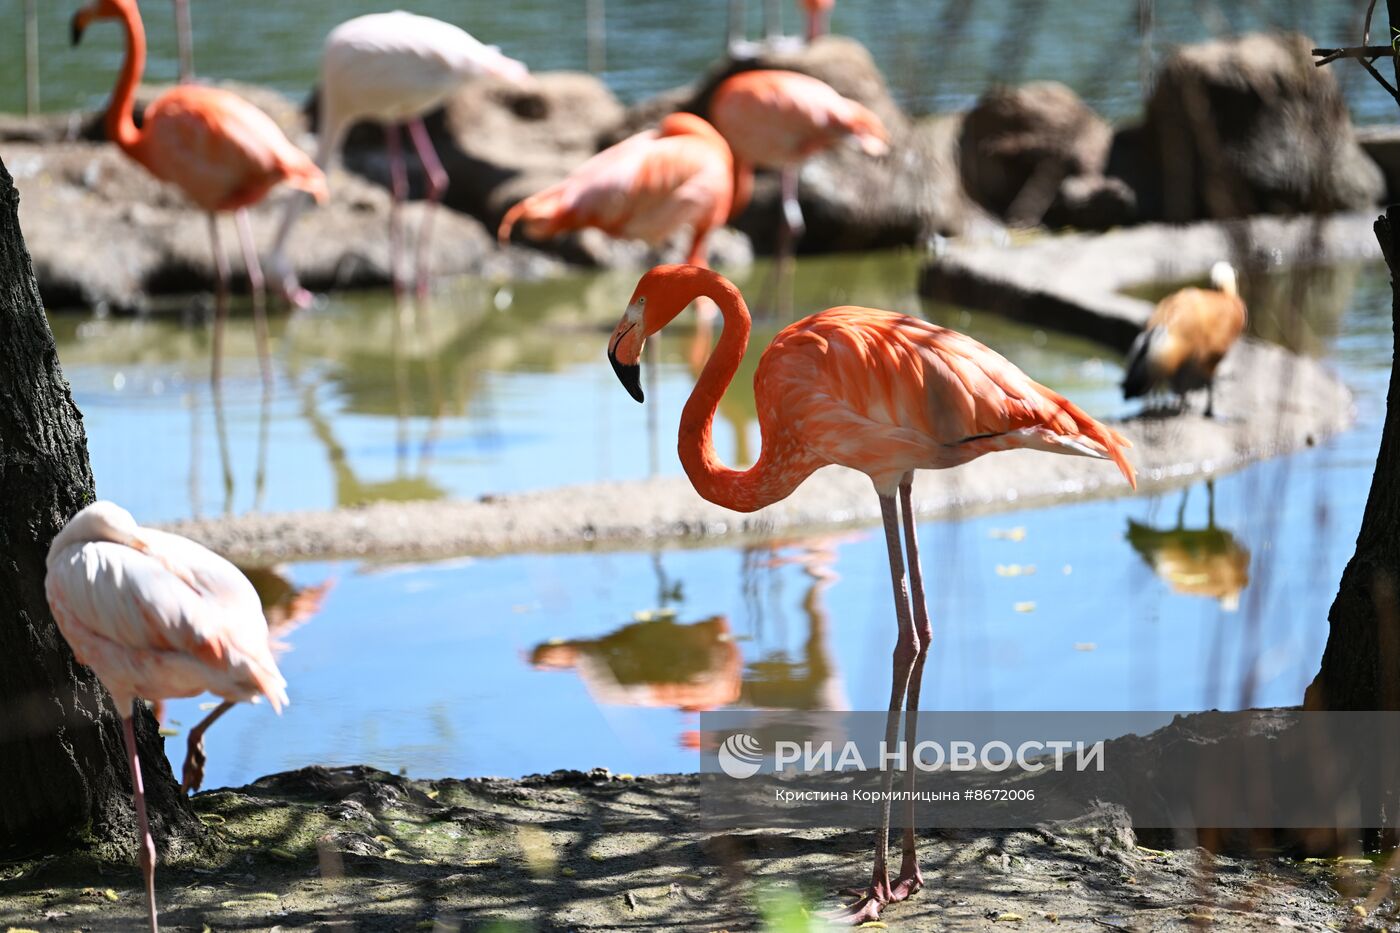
710;69;888;259
269;11;529;306
72;0;327;386
45;502;291;933
606;265;1136;924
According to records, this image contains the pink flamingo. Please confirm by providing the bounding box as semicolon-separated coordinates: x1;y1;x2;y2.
607;265;1136;923
497;112;735;269
46;502;290;933
72;0;327;385
710;69;888;256
269;11;529;306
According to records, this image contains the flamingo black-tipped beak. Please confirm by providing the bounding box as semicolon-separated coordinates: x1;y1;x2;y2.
609;346;644;403
70;13;86;45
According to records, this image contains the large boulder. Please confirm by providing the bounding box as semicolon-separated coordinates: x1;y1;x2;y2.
1133;32;1382;221
958;81;1117;228
10;141;548;313
616;36;971;253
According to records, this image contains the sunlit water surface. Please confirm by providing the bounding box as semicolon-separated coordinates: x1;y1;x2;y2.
5;1;1396;124
48;254;1390;786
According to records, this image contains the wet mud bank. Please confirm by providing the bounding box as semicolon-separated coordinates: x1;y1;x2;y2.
0;761;1378;931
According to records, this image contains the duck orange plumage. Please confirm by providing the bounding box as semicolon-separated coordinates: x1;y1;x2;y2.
607;265;1134;923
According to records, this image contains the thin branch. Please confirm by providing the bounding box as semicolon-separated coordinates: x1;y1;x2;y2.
1359;54;1400;101
1312;44;1394;66
1365;0;1380;46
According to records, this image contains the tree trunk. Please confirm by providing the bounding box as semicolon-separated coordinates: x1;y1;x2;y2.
1305;209;1400;710
1304;1;1400;711
0;156;194;856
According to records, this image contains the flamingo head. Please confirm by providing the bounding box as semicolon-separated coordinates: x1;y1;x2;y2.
47;501;145;567
71;0;130;45
608;264;722;403
1210;261;1238;297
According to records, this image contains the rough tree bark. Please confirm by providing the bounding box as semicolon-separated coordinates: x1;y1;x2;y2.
0;156;194;856
1305;0;1400;710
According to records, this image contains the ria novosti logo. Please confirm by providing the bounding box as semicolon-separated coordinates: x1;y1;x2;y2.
717;732;764;779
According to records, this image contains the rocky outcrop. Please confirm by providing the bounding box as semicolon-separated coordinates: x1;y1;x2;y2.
617;37;977;253
958;81;1117;228
8;141;550;313
1131;32;1383;221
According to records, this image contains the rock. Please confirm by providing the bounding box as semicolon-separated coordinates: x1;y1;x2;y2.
1136;32;1383;221
9;141;549;312
1046;174;1137;230
958;81;1113;226
617;37;969;253
1356;125;1400;203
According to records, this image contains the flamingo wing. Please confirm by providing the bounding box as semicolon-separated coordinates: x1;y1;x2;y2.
761;308;1135;489
711;71;889;167
138;86;326;212
46;536;287;710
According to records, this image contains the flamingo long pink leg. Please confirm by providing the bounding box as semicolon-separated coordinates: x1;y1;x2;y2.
406;117;449;301
385;122;409;297
172;0;194;84
779;165;805;251
120;712;160;933
207;213;231;385
830;491;919;924
233;208;272;388
893;473;930;900
181;700;234;794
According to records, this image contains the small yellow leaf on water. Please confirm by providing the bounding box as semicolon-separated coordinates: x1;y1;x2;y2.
996;564;1037;577
1074;642;1097;652
1014;602;1036;613
198;701;221;711
1062;565;1073;575
990;527;1027;542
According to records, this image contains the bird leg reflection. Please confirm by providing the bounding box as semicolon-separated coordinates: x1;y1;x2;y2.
180;699;234;794
407;117;447;302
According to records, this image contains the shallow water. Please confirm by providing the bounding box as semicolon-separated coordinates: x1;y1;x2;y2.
51;252;1118;523
6;1;1394;124
100;254;1389;788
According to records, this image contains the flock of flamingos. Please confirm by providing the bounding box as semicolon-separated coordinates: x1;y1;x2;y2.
41;0;1249;928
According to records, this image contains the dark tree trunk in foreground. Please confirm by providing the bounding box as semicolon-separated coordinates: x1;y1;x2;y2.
1305;208;1400;710
1305;1;1400;710
0;157;192;856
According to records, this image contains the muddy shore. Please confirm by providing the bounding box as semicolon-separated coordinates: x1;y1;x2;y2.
0;765;1378;931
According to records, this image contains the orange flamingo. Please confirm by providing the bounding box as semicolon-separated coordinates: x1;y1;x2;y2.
710;69;888;256
72;0;328;384
498;112;734;269
45;502;290;933
606;265;1136;923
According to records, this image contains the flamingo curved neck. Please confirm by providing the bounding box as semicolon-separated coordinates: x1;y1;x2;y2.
678;276;818;513
106;4;147;154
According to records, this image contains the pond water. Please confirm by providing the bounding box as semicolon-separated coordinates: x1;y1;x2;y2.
46;250;1389;787
6;0;1395;124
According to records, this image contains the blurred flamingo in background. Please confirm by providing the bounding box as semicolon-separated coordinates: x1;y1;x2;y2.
710;69;888;258
607;265;1136;923
45;502;291;933
172;0;193;82
269;11;529;306
72;0;327;385
800;0;834;40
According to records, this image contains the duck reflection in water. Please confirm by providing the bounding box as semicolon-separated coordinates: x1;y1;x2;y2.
1126;481;1249;610
178;567;333;793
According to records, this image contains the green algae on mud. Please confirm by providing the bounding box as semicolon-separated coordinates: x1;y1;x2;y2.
0;765;1380;931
